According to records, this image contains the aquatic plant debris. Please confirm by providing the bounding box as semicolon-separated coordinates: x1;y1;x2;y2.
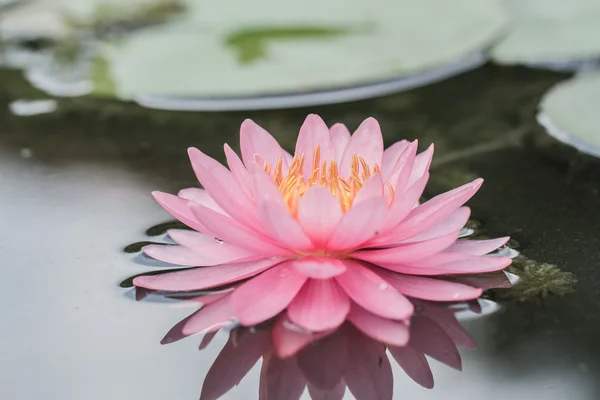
131;114;512;348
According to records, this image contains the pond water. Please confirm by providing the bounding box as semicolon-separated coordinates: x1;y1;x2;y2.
1;60;600;399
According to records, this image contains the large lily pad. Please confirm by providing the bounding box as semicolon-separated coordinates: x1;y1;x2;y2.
492;0;600;68
538;72;600;158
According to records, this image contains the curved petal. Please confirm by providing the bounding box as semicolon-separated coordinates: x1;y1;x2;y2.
231;262;308;326
352;174;384;206
248;163;286;207
180;294;236;336
190;203;292;256
151;191;206;232
409;315;462;370
381;140;410;180
133;258;280;291
297;187;343;247
288;279;350;332
446;237;510;255
188;147;257;227
167;229;260;263
373;269;483;301
344;326;393;400
339;117;384;178
377;255;512;276
291;257;347;279
223;144;254;199
257;201;313;251
352;230;460;265
200;328;271;400
335;260;413;320
259;351;305;400
402;207;471;243
408;144;434;187
142;244;258;267
330;123;351;163
240;119;290;172
177;188;225;214
327;197;388;253
388;346;433;389
297;331;349;390
383;179;483;244
387;141;418;194
419;304;476;349
296;114;334;179
347;303;410;346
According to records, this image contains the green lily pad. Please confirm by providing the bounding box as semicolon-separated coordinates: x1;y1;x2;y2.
98;0;506;100
538;72;600;158
492;0;600;66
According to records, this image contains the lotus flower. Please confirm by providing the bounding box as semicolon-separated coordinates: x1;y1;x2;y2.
133;114;511;343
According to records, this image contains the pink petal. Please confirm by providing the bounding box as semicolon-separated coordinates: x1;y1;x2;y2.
408;144;434;187
347;303;410;346
376;172;430;237
133;258;280;291
151;191;206;232
272;314;330;358
352;175;384;206
344;326;393;400
297;330;349;390
177;188;225;214
188;148;256;226
387;141;418;194
291;257;347;279
330;123;351;163
296;114;335;179
373;269;483;301
297;187;343;247
380;255;512;276
307;382;346;400
384;179;483;243
409;315;462;370
388;346;433;389
190;203;292;256
381;140;410;180
200;328;271;400
339;118;384;178
231;262;308;326
402;207;471;243
248;163;286;207
327;197;388;253
259;351;305;400
167;230;260;264
287;279;350;331
446;237;510;255
419;303;476;349
181;294;236;336
352;230;460;265
223;144;254;199
335;260;413;320
240;119;290;172
257;201;313;251
142;245;210;266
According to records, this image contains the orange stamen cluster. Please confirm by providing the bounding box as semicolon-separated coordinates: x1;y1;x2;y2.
262;145;394;215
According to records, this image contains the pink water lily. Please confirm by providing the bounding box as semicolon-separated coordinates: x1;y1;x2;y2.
134;114;511;341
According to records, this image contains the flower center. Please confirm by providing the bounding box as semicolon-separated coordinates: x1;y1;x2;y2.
262;145;394;215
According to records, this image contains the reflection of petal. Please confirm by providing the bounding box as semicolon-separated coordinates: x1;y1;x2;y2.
419;303;476;349
182;294;235;336
409;315;462;370
297;330;348;390
198;331;218;351
307;381;347;400
344;326;394;400
388;346;434;389
200;328;271;400
272;314;331;358
258;351;305;400
347;303;409;347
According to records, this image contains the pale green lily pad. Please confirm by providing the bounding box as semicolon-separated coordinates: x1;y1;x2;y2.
538;72;600;158
98;0;506;100
492;0;600;66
